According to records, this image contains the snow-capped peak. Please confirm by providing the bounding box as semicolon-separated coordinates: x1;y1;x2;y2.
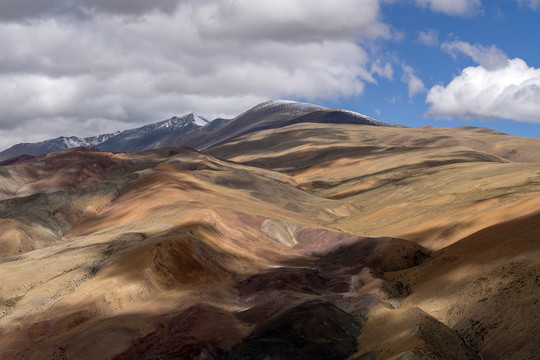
155;113;209;130
56;132;119;149
340;110;377;122
246;100;325;119
255;99;324;112
264;99;298;106
191;114;209;126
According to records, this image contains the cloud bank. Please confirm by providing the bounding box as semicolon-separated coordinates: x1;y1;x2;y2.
427;42;540;123
0;0;392;148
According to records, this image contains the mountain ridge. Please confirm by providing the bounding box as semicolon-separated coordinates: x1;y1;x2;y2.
0;100;400;162
0;132;118;162
0;113;212;161
97;113;210;153
166;100;403;151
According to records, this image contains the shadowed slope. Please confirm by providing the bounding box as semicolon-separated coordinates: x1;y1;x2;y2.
0;147;118;200
0;148;135;258
224;300;362;360
386;208;540;359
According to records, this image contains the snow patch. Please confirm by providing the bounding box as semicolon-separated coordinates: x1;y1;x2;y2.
254;99;325;116
61;137;87;148
191;114;208;126
57;132;120;149
264;99;298;106
340;110;376;121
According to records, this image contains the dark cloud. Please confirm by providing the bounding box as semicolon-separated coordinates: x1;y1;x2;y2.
0;0;55;21
0;0;182;22
78;0;181;16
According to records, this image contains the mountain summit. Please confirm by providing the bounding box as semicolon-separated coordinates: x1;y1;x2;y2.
97;113;209;153
165;100;402;150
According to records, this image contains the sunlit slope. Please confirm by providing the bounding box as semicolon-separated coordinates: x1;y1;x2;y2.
207;123;540;165
206;123;540;249
386;206;540;359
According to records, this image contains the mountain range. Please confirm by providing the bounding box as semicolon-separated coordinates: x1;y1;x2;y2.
0;113;211;161
1;100;539;359
0;100;400;161
0;133;119;163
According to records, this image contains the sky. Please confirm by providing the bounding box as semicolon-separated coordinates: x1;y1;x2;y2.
0;0;539;150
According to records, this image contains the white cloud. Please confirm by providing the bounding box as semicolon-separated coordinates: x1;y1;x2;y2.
441;40;508;69
418;28;439;46
0;0;392;150
428;41;540;123
402;65;426;99
426;58;540;122
516;0;540;10
371;60;394;80
415;0;481;16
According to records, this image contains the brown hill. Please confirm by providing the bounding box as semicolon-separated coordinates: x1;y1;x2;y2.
0;121;539;359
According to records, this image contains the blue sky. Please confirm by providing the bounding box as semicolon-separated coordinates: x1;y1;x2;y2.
324;1;540;138
0;0;539;149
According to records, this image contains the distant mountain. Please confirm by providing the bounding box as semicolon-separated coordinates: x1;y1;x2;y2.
0;113;212;161
97;113;210;153
0;133;118;162
166;100;403;150
0;100;399;162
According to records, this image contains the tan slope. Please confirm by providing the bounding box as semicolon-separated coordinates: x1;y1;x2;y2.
206;123;540;250
0;146;361;359
206;123;540;165
385;202;540;359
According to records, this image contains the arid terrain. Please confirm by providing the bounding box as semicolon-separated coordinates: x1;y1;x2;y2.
0;102;539;359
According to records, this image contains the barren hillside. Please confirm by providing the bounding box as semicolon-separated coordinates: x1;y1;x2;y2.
0;112;539;359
